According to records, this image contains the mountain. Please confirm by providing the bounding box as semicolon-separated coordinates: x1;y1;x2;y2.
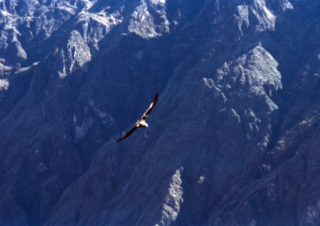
1;0;320;225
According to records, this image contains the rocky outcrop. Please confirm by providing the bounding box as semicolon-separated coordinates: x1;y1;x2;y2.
1;0;320;225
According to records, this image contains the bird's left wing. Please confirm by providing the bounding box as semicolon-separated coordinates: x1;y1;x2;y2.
142;94;158;120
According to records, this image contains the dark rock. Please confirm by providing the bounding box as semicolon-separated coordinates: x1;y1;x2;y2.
1;0;320;225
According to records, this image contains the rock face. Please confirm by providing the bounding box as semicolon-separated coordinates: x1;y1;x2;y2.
1;0;320;225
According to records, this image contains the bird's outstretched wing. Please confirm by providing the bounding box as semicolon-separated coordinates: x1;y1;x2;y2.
117;93;159;142
117;126;138;142
142;94;158;120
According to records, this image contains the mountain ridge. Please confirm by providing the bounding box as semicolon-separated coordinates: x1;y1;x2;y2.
1;0;320;225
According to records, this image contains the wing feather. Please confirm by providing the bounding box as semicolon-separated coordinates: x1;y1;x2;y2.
142;94;158;120
116;126;138;142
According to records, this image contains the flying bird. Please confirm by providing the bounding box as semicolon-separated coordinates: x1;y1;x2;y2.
117;94;159;142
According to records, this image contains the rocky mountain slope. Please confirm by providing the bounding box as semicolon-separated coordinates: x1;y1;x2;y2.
1;0;320;225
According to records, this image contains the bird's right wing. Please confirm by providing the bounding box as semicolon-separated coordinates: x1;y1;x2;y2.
116;126;138;142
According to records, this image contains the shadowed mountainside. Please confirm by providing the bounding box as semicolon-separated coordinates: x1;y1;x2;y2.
1;0;320;225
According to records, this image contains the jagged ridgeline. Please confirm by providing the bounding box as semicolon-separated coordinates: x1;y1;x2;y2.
0;0;320;225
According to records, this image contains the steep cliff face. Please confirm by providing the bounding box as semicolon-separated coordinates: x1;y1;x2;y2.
1;0;320;225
